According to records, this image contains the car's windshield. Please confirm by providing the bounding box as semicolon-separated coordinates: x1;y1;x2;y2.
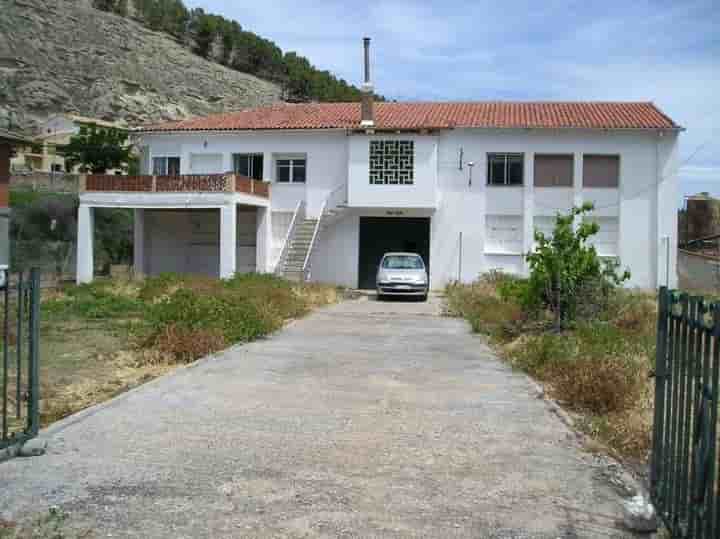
381;255;424;270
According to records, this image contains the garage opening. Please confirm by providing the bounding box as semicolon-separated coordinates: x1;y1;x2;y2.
358;217;430;289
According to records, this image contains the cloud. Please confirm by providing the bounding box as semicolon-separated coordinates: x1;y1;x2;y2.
185;0;719;203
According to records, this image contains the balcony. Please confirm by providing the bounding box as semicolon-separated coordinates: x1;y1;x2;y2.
81;173;269;198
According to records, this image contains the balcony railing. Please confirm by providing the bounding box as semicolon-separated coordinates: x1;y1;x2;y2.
81;174;270;198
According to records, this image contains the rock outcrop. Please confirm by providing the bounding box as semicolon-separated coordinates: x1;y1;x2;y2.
0;0;282;131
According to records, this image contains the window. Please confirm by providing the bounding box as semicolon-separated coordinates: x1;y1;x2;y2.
487;153;524;185
534;154;573;187
381;254;425;270
152;156;180;176
485;215;523;253
233;153;264;180
583;155;619;188
369;140;414;185
275;156;306;183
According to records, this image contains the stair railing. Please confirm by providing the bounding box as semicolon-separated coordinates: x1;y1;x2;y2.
275;200;305;275
302;199;326;282
301;181;347;281
324;182;348;217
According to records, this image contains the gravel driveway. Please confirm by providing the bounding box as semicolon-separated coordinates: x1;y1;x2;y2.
0;295;636;538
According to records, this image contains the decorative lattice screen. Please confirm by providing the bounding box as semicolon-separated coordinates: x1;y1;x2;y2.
369;140;414;185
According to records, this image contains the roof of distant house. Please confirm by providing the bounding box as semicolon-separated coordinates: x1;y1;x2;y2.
138;101;681;133
0;128;32;144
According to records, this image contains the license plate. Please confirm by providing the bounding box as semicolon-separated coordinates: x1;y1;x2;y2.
395;284;411;290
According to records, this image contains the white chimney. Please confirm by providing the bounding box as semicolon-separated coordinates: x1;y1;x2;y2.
360;37;374;127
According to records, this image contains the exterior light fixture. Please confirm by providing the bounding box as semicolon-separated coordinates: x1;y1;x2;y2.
467;161;475;187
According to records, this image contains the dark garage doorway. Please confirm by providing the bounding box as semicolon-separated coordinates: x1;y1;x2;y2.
358;217;430;289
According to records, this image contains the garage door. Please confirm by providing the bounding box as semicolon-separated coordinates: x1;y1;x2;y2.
358;217;430;289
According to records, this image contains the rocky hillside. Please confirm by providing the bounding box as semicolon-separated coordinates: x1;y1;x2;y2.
0;0;282;131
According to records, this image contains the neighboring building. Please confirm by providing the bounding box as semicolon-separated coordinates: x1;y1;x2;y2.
680;193;720;245
0;128;33;269
12;114;126;173
76;41;681;289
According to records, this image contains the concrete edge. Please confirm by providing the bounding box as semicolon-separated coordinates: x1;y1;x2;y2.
0;442;21;463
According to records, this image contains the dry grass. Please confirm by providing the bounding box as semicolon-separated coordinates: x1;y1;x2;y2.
152;325;227;364
446;274;657;460
25;274;341;427
0;508;88;539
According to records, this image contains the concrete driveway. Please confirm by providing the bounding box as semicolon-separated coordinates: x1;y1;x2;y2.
1;295;635;538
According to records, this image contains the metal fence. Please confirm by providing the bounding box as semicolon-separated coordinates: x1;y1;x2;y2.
651;287;720;538
1;268;40;450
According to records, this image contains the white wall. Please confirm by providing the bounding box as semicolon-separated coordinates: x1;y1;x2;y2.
309;214;359;288
140;131;348;218
431;128;679;288
347;133;438;208
141;127;679;289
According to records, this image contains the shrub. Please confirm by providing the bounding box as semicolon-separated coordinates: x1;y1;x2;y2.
509;332;573;376
44;280;143;320
525;203;630;329
549;355;646;415
446;280;525;342
152;325;227;363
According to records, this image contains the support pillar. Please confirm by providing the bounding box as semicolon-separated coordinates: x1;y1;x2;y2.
573;152;584;229
77;204;94;284
256;206;272;273
219;204;237;279
133;208;145;278
522;152;535;275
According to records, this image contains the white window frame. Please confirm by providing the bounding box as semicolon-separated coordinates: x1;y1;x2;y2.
487;153;524;186
274;154;307;184
152;156;181;176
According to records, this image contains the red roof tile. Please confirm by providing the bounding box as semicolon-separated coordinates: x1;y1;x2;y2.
139;102;680;132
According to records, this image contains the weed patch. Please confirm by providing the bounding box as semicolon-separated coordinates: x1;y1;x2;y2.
34;273;340;426
446;274;657;460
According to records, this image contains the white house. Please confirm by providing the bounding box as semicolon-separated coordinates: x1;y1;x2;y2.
76;43;681;290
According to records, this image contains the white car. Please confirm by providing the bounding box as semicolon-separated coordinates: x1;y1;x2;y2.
376;252;428;301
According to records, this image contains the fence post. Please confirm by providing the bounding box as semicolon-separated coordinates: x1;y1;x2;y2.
15;271;22;420
27;268;40;436
652;287;668;492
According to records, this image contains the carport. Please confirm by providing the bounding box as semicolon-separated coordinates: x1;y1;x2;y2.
358;217;430;289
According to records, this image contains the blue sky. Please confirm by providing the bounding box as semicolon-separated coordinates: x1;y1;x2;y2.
187;0;719;206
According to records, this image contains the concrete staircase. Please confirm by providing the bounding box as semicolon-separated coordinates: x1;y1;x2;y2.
280;218;318;281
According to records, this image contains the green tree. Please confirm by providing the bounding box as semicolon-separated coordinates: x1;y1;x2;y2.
525;203;630;329
60;124;132;174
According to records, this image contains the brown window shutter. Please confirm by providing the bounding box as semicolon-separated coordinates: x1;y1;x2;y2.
534;154;573;187
583;155;619;188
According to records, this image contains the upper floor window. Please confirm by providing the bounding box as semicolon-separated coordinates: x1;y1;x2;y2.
583;155;619;188
370;140;414;185
534;154;573;187
276;156;306;183
487;153;524;186
152;156;180;176
233;153;264;180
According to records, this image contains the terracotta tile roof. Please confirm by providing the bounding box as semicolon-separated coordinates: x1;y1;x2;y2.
138;102;680;133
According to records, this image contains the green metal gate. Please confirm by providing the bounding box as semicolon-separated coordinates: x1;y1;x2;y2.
1;268;41;450
651;287;720;538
